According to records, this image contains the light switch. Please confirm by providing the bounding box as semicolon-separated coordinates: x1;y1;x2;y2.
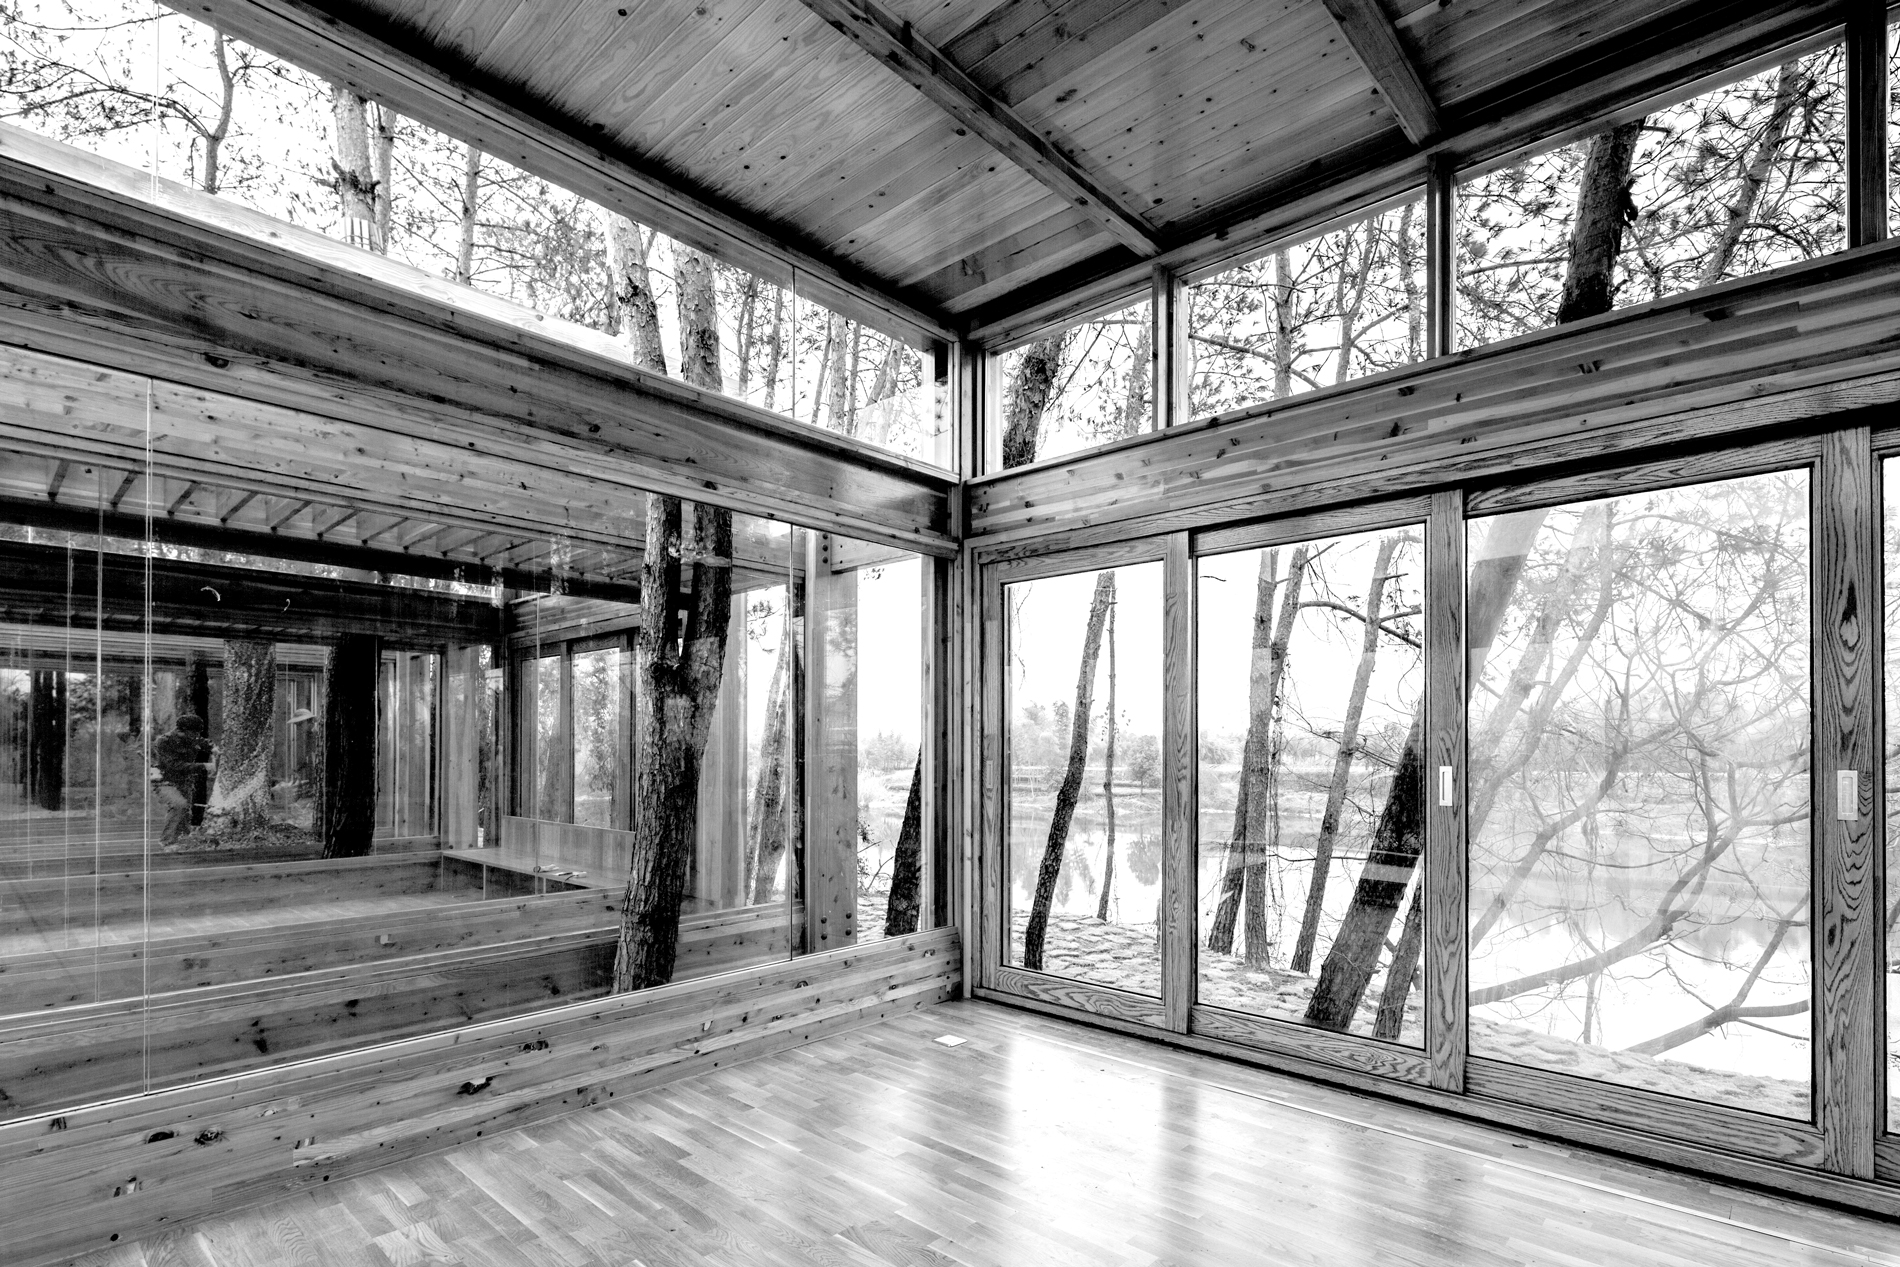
1837;769;1859;822
1438;765;1454;808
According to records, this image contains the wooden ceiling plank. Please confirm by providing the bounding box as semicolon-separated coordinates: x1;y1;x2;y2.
955;0;1192;108
791;0;1161;258
171;0;953;344
595;0;801;161
1316;0;1440;144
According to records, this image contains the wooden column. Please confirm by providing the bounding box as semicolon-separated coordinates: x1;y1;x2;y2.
803;533;860;952
1817;425;1877;1178
1424;490;1467;1093
1150;266;1189;429
1847;2;1890;248
1161;532;1197;1033
320;633;381;859
919;555;949;931
694;604;749;909
440;644;483;848
1425;155;1455;359
978;565;1006;990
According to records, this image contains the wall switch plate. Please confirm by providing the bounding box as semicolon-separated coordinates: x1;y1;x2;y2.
1837;769;1859;822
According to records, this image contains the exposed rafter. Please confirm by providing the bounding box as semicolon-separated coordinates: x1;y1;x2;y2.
794;0;1161;259
167;0;954;344
1317;0;1440;145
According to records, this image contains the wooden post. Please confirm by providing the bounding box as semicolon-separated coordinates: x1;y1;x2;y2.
1424;490;1467;1092
803;533;860;952
1816;425;1877;1178
441;644;482;848
955;339;983;487
556;644;575;823
1150;266;1189;429
1162;532;1197;1033
1847;2;1889;248
321;633;380;859
1425;155;1455;359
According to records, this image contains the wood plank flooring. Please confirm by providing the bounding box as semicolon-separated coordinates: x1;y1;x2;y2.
62;999;1900;1267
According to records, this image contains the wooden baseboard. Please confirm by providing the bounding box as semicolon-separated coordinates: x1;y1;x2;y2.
0;927;959;1267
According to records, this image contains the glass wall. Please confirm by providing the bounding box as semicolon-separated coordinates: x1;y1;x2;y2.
0;427;936;1119
1458;45;1845;348
1196;524;1426;1043
1003;559;1163;996
1465;471;1812;1118
992;301;1153;469
1186;195;1426;421
0;3;949;467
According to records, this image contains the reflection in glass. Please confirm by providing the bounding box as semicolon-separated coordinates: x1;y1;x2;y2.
570;645;626;829
1467;471;1811;1117
1197;527;1426;1042
1006;562;1163;997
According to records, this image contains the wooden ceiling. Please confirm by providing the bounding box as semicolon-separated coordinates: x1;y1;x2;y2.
183;0;1841;340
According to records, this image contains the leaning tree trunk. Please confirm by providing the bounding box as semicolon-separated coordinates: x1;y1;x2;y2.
599;210;668;375
999;333;1069;469
884;752;925;935
320;634;380;859
1306;128;1633;1032
1020;570;1116;971
615;248;733;991
1096;605;1118;922
27;670;64;811
204;640;277;833
1306;513;1545;1029
1290;534;1398;972
1373;885;1427;1039
1697;60;1804;288
747;581;805;904
454;143;482;285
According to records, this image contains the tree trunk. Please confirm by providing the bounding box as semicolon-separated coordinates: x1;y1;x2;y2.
372;103;395;254
1396;202;1422;362
884;752;925;935
1208;549;1278;953
999;333;1069;469
760;288;786;411
1373;884;1425;1039
616;261;733;991
599;211;667;374
175;654;211;823
1305;512;1544;1029
328;85;380;249
1291;534;1397;973
675;245;722;391
320;634;380;859
824;313;856;434
204;640;276;832
1020;570;1116;971
734;273;761;397
454;143;481;285
1209;546;1307;957
27;670;64;811
199;32;234;195
1554;120;1644;325
1270;249;1294;397
1096;604;1118;921
747;581;805;904
1697;60;1805;288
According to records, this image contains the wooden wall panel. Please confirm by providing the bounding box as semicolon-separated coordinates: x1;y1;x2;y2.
1160;533;1195;1033
0;927;958;1267
804;535;861;953
1423;490;1466;1094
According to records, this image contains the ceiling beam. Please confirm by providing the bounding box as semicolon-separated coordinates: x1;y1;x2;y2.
794;0;1161;259
1317;0;1440;145
168;0;953;345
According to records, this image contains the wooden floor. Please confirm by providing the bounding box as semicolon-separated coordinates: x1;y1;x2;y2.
66;999;1900;1267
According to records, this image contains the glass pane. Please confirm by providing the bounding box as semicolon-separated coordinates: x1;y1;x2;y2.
854;556;926;939
570;646;625;829
1467;471;1812;1118
1458;47;1845;349
1187;196;1426;421
993;301;1152;469
1884;455;1900;1132
1005;561;1163;997
1197;526;1426;1043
